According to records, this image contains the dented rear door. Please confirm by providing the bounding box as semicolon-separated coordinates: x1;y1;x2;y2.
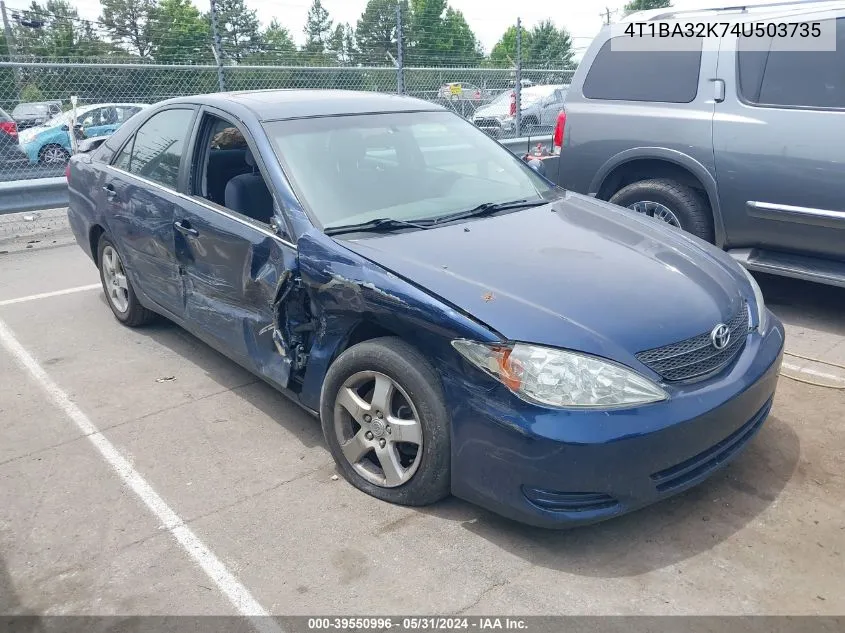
173;199;297;389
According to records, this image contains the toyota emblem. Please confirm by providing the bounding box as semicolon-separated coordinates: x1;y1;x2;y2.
710;323;731;350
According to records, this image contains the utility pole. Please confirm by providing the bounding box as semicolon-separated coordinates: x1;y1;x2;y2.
1;0;22;100
600;6;615;25
515;17;522;138
396;2;404;95
209;0;226;92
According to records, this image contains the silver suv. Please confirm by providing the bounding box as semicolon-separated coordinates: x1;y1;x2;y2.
554;1;845;288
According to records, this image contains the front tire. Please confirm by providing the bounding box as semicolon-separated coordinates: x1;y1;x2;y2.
320;337;451;506
609;178;714;243
97;234;156;327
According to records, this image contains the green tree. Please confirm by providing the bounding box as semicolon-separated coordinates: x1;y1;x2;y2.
328;23;354;64
253;19;296;64
489;25;519;68
406;0;481;65
303;0;332;55
623;0;671;16
525;20;573;68
354;0;407;65
150;0;210;63
14;1;110;58
216;0;261;63
100;0;156;57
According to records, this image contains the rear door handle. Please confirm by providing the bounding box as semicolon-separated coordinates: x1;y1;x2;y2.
102;184;117;200
174;220;199;237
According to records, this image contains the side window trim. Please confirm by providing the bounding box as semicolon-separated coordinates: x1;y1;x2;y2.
109;105;198;192
187;105;295;240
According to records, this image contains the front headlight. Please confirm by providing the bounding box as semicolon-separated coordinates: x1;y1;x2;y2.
740;266;768;332
451;340;668;409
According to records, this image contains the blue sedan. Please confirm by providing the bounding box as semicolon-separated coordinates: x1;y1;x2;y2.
18;102;148;165
66;90;785;528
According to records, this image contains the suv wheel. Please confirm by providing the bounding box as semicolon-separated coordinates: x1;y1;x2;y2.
609;178;714;242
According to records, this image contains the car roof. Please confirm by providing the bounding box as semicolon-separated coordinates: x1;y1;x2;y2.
163;89;445;122
620;0;845;22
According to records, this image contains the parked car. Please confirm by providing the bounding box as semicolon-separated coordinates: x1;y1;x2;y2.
552;1;845;287
436;82;490;101
0;107;26;164
11;100;62;131
473;84;568;137
18;102;149;165
67;89;783;529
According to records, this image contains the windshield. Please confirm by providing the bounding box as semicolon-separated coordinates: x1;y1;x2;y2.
13;103;51;117
263;110;556;229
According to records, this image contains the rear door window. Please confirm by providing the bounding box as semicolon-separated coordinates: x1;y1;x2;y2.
738;18;845;108
583;37;702;103
113;108;195;189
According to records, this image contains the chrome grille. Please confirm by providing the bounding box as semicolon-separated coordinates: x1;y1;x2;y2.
636;303;750;382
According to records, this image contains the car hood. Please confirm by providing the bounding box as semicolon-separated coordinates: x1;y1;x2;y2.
338;192;749;363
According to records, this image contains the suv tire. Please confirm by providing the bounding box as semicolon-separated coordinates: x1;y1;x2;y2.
609;178;714;243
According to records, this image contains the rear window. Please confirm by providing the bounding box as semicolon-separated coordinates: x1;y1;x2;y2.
737;18;845;109
582;37;702;103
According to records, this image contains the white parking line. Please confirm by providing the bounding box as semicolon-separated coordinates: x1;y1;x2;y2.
782;361;845;383
0;284;102;307
0;318;282;633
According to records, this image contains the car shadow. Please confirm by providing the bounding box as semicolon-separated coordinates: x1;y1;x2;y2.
98;297;324;450
416;414;799;578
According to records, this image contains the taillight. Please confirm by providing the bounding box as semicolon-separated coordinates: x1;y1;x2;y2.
553;110;567;151
0;121;17;139
509;91;516;117
65;163;71;180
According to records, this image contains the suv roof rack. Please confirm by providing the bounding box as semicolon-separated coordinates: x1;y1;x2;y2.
621;0;845;21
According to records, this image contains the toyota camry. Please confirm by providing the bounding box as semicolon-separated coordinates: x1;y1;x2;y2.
66;90;785;528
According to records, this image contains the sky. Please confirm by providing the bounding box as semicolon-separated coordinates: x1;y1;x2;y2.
60;0;781;62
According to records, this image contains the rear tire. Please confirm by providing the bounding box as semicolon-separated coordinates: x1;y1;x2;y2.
609;178;714;243
39;144;70;166
97;234;156;327
320;337;451;507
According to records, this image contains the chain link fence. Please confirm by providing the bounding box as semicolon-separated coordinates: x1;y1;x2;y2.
0;2;578;188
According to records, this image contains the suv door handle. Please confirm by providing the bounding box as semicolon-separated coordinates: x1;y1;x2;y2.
174;220;199;237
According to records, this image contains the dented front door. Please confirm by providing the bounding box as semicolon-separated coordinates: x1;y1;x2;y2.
173;199;297;389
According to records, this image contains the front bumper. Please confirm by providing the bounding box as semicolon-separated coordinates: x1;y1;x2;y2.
445;314;786;529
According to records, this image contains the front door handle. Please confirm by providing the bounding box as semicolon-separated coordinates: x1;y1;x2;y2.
102;184;117;201
174;220;199;237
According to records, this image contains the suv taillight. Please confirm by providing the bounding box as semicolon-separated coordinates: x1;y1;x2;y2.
553;110;567;152
0;121;18;139
509;91;516;117
65;163;71;180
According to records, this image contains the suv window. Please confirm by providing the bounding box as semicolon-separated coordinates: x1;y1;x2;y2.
583;38;702;103
113;108;195;189
738;18;845;108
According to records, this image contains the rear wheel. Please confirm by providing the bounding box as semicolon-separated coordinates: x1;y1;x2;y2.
609;178;714;242
97;234;156;327
39;144;70;166
320;337;451;506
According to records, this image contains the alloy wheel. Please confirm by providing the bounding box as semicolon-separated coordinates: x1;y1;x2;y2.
41;146;69;165
627;200;682;228
333;370;423;488
101;245;130;313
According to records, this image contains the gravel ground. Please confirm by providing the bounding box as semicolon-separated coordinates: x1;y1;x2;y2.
0;208;74;255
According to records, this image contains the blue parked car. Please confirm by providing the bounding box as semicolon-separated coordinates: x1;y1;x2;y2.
18;102;148;165
66;90;785;529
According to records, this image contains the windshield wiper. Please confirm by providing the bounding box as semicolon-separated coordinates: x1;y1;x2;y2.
324;217;435;236
432;198;550;225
